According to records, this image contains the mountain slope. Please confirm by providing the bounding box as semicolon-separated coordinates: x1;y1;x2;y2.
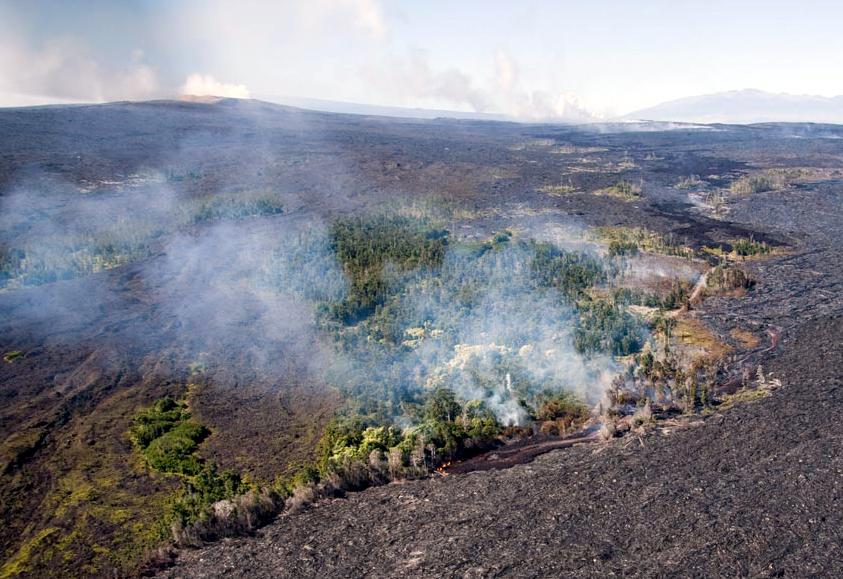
627;89;843;124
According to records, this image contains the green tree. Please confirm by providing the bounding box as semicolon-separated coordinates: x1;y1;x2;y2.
424;388;462;423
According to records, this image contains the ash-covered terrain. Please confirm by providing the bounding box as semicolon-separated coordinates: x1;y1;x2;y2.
1;99;841;577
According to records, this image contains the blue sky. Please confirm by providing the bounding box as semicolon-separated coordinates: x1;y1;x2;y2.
2;0;842;117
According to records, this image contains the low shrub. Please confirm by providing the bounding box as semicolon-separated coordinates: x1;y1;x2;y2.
707;264;753;291
188;193;284;224
3;350;23;363
142;421;208;475
129;398;260;545
596;180;642;200
675;175;702;189
129;398;209;475
172;489;278;545
631;400;653;427
608;239;639;257
732;236;771;257
661;279;691;310
596;226;694;259
730;173;782;195
535;391;588;424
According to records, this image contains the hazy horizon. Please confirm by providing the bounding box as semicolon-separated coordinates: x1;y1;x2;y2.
3;1;843;120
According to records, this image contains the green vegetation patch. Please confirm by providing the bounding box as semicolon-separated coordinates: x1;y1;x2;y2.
313;388;504;481
574;299;647;356
306;223;636;419
727;167;827;196
732;236;771;257
307;385;592;492
129;397;252;533
282;220;648;425
327;214;448;323
596;226;694;258
535;391;589;435
707;264;754;292
530;242;606;301
130;397;209;475
718;386;771;410
3;350;22;363
187;192;284;224
611;283;689;311
259;219;641;481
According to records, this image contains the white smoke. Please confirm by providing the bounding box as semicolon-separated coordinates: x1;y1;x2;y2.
0;168;620;428
401;244;617;423
0;37;162;106
180;74;251;99
363;49;597;122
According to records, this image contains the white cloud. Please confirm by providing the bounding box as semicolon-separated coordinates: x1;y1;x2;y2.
180;73;250;99
338;0;385;38
294;0;385;38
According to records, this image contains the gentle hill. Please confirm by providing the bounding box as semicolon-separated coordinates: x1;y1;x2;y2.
627;89;843;124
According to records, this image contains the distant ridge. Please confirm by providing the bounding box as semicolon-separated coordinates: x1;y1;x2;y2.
254;95;525;122
626;89;843;124
8;93;843;128
179;95;227;104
